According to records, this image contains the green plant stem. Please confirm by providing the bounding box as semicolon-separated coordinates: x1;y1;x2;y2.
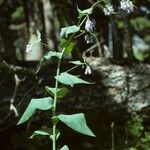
111;122;115;150
91;1;100;9
66;65;79;73
52;48;65;150
40;42;52;49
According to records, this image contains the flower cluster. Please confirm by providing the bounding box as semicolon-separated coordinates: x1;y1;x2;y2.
84;18;96;44
103;4;115;16
120;0;134;14
85;18;96;33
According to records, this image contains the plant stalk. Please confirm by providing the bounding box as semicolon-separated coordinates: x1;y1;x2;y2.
52;48;65;150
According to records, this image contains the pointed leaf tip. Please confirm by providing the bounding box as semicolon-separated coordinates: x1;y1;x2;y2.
55;72;93;85
18;97;53;125
60;145;69;150
58;113;96;137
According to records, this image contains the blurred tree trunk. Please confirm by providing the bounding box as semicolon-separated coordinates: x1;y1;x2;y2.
42;0;56;49
122;13;133;60
0;2;17;63
24;0;44;60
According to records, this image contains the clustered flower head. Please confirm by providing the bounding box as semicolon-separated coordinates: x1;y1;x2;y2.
85;18;96;33
84;18;96;44
103;4;115;16
120;0;134;14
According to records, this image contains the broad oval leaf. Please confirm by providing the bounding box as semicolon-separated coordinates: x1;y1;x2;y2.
58;113;96;137
60;145;69;150
55;72;92;85
60;25;80;38
45;86;69;99
44;51;62;60
18;97;53;125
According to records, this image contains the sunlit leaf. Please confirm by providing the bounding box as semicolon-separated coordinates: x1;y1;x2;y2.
60;25;80;38
11;6;24;20
55;72;92;85
57;113;96;137
133;48;149;61
18;97;53;125
45;86;69;99
60;39;76;54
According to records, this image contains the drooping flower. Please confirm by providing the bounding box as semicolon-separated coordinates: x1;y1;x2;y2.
85;65;92;75
85;18;96;33
26;42;33;53
103;4;115;16
84;34;94;44
120;0;134;14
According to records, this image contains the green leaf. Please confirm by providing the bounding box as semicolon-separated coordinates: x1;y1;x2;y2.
30;127;60;140
44;51;62;60
77;6;93;18
18;97;53;125
58;113;95;137
60;145;69;150
11;6;24;20
55;72;92;86
45;86;69;99
60;25;80;38
129;148;137;150
133;48;149;61
30;130;49;139
30;30;41;45
69;60;85;66
60;39;76;54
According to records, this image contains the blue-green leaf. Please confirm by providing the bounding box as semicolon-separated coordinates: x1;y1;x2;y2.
18;97;53;125
30;130;49;139
60;39;76;54
55;72;92;85
60;25;80;38
30;127;60;140
69;60;85;66
58;113;95;137
44;51;62;60
45;86;69;99
60;145;69;150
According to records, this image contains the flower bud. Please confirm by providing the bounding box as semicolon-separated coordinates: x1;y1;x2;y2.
85;65;92;75
84;34;95;44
